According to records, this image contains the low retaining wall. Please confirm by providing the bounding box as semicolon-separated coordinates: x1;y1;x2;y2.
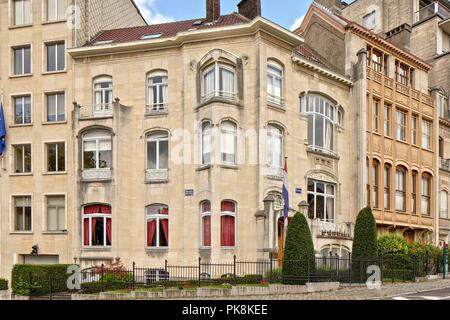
0;290;10;300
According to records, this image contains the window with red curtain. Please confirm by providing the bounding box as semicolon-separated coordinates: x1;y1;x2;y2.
146;204;169;247
220;200;236;247
201;201;211;247
83;204;111;247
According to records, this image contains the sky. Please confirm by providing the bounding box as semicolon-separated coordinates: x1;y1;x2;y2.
134;0;314;31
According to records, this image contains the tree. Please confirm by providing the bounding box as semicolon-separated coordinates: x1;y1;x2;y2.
282;212;315;284
351;207;378;282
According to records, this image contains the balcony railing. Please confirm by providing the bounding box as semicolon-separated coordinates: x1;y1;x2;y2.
79;103;114;119
310;219;353;239
414;1;449;23
145;169;169;182
82;168;112;181
440;158;450;171
307;145;339;158
201;91;237;103
265;165;283;179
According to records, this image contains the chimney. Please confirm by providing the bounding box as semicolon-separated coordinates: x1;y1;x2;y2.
206;0;220;22
237;0;261;20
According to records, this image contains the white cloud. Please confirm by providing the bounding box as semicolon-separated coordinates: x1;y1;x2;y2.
290;14;305;31
134;0;175;24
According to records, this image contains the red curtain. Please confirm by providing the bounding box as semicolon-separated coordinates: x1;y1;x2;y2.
203;216;211;246
161;219;169;246
84;205;111;214
83;218;89;246
202;201;211;212
161;206;169;215
106;218;112;245
221;201;235;212
221;216;235;247
147;220;156;247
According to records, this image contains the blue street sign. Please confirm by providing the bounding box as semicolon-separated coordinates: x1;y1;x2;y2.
295;187;302;194
185;189;194;197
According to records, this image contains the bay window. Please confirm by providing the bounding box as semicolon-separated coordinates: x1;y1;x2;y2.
395;166;406;212
200;201;211;247
220;121;236;165
82;130;112;170
202;122;212;165
307;179;335;222
147;70;168;113
82;204;111;247
221;201;236;247
267;60;283;105
146;204;169;248
201;62;236;102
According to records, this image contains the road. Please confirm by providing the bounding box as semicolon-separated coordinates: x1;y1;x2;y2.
382;287;450;300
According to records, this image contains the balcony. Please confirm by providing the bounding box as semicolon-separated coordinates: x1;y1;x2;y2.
78;103;114;119
81;168;112;181
145;169;169;183
265;166;283;180
414;1;449;24
440;158;450;171
309;219;353;240
307;145;339;159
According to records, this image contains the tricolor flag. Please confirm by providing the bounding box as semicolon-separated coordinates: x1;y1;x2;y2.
0;103;6;156
282;158;289;222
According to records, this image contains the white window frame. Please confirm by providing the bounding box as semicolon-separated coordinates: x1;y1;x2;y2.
45;194;66;232
46;41;65;72
46;0;66;21
395;167;406;212
82;205;112;247
46;91;66;122
307;179;336;222
146;71;168;113
93;77;113;114
146;132;169;171
266;125;283;171
12;45;31;75
12;143;32;174
13;95;32;124
146;204;169;248
82;131;112;170
267;61;283;105
200;201;211;248
12;195;32;232
422;119;432;150
12;0;32;26
396;110;407;141
45;141;65;173
220;121;237;165
220;201;237;248
201;122;212;165
362;10;377;30
201;62;236;102
421;175;431;216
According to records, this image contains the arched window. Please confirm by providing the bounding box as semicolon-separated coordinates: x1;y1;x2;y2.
421;173;432;216
384;164;391;210
395;166;407;212
220;121;237;165
440;191;448;219
200;201;211;247
266;125;283;173
301;95;340;155
372;159;380;208
147;70;168;113
307;179;335;222
221;200;236;247
201;61;236;102
146;131;169;171
202;122;212;165
146;204;169;247
82;130;112;170
82;204;112;247
93;76;113;114
267;60;283;105
411;170;418;214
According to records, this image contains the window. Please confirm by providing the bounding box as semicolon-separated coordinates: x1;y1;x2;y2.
146;71;168;113
14;196;31;231
46;142;65;172
13;144;31;173
307;179;336;222
12;0;31;25
421;174;431;216
202;62;236;102
396;110;407;141
372;160;379;208
93;77;113;114
438;95;446;119
371;50;382;72
220;121;236;165
396;63;409;86
202;122;212;165
362;10;376;29
412;171;418;214
412;115;418;145
46;0;66;21
384;104;391;137
83;204;111;247
302;95;339;154
372;99;380;133
146;204;169;248
266;125;283;171
221;201;236;247
82;130;112;170
440;191;448;219
200;201;211;247
13;95;31;124
46;195;65;231
46;92;65;122
13;46;31;75
146;132;169;171
395;166;406;212
422;120;432;149
267;61;283;105
46;42;65;72
384;164;391;210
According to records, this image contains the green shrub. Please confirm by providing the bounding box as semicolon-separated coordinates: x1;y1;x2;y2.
378;234;409;255
265;268;282;283
282;212;315;284
0;278;8;290
239;274;263;284
12;264;74;296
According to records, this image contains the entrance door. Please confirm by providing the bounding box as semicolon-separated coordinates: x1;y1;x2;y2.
277;218;285;263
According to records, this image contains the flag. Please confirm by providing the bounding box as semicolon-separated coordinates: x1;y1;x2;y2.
282;158;289;221
0;103;6;156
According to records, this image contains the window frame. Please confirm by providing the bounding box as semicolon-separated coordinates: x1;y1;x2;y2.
45;91;66;122
411;171;418;214
201;62;237;102
200;201;211;248
12;0;32;26
384;164;391;210
421;174;432;216
12;195;32;232
44;194;66;232
45;41;65;73
45;0;66;22
395;166;407;212
421;119;432;150
13;95;32;125
146;204;169;248
396;109;407;142
82;204;112;247
12;45;32;76
220;200;237;248
372;159;380;209
384;104;391;137
201;122;212;165
307;179;336;222
146;131;169;171
12;143;32;174
81;130;112;171
440;190;448;219
267;60;284;106
45;141;66;173
220;121;237;165
362;10;376;30
92;76;113;114
146;70;168;113
266;124;283;172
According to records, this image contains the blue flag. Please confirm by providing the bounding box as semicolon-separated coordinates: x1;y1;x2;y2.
0;103;6;156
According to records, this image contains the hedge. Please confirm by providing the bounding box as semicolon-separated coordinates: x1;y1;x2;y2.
12;264;74;296
0;278;8;290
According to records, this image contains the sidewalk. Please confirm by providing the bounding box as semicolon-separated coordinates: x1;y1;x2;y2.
177;278;450;300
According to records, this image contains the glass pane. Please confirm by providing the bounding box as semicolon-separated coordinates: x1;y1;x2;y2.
23;0;31;24
24;145;31;172
98;150;111;168
57;0;66;19
307;193;315;219
57;143;65;171
57;93;65;121
47;143;57;172
92;217;104;246
14;49;23;74
23;96;31;123
83;151;96;169
14;0;23;25
23;47;31;74
14;146;24;173
47;94;56;121
219;68;234;94
147;141;157;169
316;195;325;220
48;0;56;20
308;114;314;145
316;182;325;194
326;198;334;221
315;115;324;147
57;43;65;70
47;45;56;72
15;207;24;230
14;98;23;124
159;140;168;169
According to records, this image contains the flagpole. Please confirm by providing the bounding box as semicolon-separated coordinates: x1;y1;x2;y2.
283;157;288;248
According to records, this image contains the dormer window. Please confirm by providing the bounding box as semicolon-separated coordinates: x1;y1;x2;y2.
201;62;236;102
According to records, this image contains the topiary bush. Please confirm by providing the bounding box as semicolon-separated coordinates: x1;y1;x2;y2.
281;212;315;284
378;234;409;255
0;278;8;290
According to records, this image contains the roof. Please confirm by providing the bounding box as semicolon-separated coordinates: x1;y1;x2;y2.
85;13;250;46
294;44;334;70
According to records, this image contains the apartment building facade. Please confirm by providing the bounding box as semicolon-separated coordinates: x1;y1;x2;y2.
0;0;145;279
298;2;438;244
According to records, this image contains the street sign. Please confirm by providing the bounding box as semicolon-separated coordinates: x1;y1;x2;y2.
295;187;302;194
185;189;194;197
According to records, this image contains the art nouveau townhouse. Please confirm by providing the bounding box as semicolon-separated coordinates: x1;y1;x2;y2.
299;1;438;244
64;0;361;270
338;0;450;246
0;0;146;279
